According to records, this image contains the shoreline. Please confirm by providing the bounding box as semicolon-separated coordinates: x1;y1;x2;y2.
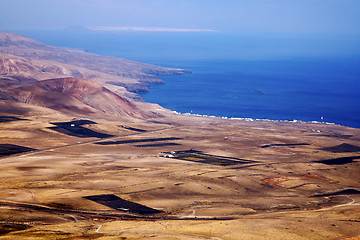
142;66;360;129
169;110;349;128
3;30;358;129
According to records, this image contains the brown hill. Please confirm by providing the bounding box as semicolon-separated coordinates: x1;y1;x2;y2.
0;31;191;94
0;53;134;100
0;77;151;117
0;53;39;87
0;54;37;75
0;31;180;118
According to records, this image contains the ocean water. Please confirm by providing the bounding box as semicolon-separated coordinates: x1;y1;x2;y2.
143;59;360;127
14;30;360;128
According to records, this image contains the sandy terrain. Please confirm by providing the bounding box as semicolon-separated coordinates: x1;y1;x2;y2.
0;103;359;239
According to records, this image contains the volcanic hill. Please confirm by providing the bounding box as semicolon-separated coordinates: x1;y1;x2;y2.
0;31;190;97
0;77;153;117
0;30;190;117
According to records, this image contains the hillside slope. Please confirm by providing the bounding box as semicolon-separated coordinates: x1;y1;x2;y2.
0;77;153;117
0;31;190;94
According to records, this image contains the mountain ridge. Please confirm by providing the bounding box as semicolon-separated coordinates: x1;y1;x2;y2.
0;30;188;118
0;31;191;95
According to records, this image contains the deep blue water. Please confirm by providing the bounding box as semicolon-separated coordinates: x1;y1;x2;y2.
143;59;360;128
12;30;360;128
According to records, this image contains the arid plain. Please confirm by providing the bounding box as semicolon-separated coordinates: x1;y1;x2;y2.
0;31;360;239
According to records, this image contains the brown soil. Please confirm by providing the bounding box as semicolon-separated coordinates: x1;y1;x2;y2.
0;107;359;239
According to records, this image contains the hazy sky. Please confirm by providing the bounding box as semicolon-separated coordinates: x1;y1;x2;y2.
1;0;360;36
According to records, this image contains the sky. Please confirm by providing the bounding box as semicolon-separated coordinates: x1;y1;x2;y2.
1;0;360;36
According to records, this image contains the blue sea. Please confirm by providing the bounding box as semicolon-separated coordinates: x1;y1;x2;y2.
14;30;360;128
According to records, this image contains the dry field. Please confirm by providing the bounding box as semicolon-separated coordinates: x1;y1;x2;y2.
0;104;359;239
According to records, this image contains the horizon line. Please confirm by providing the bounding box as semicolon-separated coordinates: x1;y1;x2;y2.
89;26;217;32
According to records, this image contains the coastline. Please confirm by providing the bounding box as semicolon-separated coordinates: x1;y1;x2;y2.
141;58;360;129
5;30;359;128
171;110;340;127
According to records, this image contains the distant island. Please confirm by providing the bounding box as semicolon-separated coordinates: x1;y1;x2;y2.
64;25;91;32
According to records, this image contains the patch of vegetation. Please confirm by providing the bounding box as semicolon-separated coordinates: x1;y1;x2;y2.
84;194;163;215
314;156;360;165
0;223;29;235
162;149;256;166
312;189;360;197
260;143;310;148
48;120;114;138
0;144;36;157
135;142;181;147
320;143;360;153
0;116;27;123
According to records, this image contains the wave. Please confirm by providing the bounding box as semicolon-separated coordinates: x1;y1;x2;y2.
172;110;337;126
